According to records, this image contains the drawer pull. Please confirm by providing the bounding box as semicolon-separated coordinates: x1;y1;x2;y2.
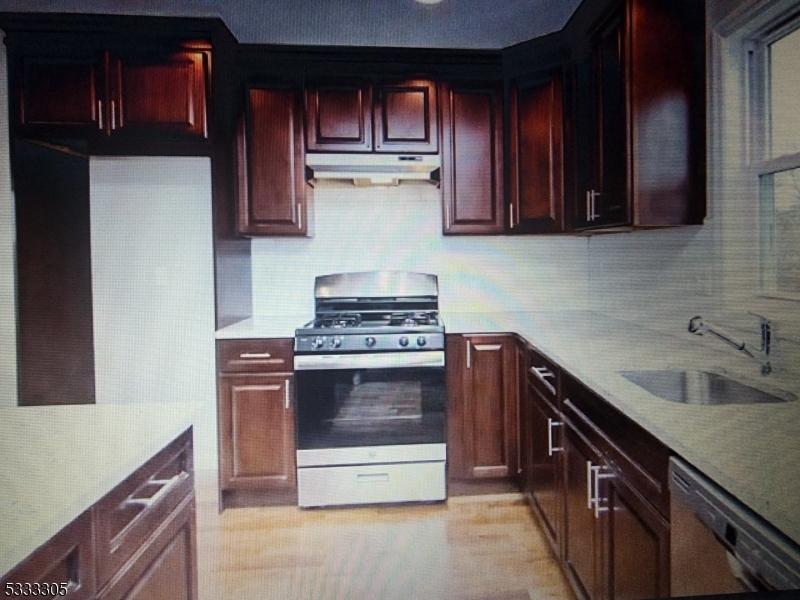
547;418;563;456
531;366;556;395
239;352;272;359
123;472;186;509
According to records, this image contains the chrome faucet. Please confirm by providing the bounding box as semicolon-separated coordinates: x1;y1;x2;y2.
688;313;772;375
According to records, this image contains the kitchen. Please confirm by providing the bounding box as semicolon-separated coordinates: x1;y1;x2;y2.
1;0;799;598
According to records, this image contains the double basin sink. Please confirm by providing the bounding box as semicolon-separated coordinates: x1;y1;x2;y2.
620;369;797;405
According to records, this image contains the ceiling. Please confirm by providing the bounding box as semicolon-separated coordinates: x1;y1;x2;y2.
0;0;582;49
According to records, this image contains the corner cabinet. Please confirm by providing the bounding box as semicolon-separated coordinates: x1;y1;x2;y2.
440;82;505;234
236;87;308;236
217;339;297;508
446;334;517;481
509;74;565;234
568;0;706;229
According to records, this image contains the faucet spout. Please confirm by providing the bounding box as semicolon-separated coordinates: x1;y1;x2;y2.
688;314;772;375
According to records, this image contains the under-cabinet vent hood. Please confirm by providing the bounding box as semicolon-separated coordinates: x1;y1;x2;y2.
305;153;440;187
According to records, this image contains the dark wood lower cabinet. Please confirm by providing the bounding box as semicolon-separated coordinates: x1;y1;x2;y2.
447;335;517;482
528;384;562;553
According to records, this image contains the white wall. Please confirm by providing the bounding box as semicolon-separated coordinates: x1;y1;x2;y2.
90;157;218;470
251;184;590;317
0;31;18;407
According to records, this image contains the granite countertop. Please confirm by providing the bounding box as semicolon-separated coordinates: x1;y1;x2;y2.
215;314;310;339
0;403;196;576
443;310;800;546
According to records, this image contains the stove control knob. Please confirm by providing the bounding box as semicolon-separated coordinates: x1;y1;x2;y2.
312;336;324;349
416;336;427;347
329;337;342;348
365;336;377;348
399;336;409;347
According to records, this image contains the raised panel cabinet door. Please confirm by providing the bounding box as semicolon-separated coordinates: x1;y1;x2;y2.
509;76;564;233
109;49;209;139
563;423;603;600
440;82;504;234
17;53;106;135
529;386;562;554
305;82;372;151
463;336;517;479
601;476;670;600
374;78;438;153
237;87;307;236
219;374;297;490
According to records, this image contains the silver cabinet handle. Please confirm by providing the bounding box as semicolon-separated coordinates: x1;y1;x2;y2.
297;202;303;231
239;352;271;359
591;464;614;519
110;99;117;130
530;366;556;396
97;99;104;130
590;190;601;221
285;379;291;409
466;340;471;369
586;460;594;509
123;472;186;509
547;418;563;456
510;203;515;229
586;190;592;223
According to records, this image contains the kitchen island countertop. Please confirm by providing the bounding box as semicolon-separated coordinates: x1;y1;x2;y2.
0;403;196;576
443;309;800;546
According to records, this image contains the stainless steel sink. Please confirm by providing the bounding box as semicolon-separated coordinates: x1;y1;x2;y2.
619;370;796;405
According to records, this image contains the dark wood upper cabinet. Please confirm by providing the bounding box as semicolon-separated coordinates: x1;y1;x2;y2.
109;49;209;140
17;53;105;135
509;75;565;233
440;82;504;234
236;86;308;236
305;82;372;152
569;0;705;229
374;78;438;153
447;335;517;481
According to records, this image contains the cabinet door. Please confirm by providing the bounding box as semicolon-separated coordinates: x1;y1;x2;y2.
462;336;517;479
570;55;598;230
97;496;197;600
509;76;564;233
563;423;603;600
17;52;106;136
518;345;532;492
305;81;372;151
219;374;297;490
529;385;563;554
440;82;504;234
237;87;307;236
599;476;670;600
109;49;209;140
374;79;438;153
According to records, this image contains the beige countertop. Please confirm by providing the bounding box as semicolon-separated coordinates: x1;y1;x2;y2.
0;403;196;576
215;314;310;339
443;310;800;546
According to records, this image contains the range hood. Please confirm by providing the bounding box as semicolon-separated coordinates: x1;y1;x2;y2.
305;153;441;187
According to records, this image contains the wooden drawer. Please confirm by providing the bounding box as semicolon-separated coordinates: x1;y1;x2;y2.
526;345;559;403
1;511;95;599
94;430;194;590
217;338;293;373
562;375;670;516
97;495;197;600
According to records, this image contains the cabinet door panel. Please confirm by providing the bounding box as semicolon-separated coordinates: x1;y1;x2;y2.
111;50;208;139
510;76;564;233
529;386;561;552
374;79;438;153
237;87;307;236
441;83;504;234
305;82;372;151
604;478;670;600
219;374;296;490
19;56;104;131
563;424;602;600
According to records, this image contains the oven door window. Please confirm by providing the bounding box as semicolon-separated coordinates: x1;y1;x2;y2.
296;367;445;449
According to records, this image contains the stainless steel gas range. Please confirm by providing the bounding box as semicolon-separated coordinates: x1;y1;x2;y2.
293;271;446;508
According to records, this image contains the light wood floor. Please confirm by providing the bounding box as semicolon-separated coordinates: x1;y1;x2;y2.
195;473;574;600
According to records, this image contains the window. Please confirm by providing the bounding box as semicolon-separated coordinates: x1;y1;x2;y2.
755;16;800;297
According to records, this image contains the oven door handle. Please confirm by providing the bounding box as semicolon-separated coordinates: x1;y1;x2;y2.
294;351;445;371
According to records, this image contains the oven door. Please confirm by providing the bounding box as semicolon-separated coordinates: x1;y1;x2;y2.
294;351;445;453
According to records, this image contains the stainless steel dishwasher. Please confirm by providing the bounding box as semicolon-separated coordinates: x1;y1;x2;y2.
670;457;800;596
